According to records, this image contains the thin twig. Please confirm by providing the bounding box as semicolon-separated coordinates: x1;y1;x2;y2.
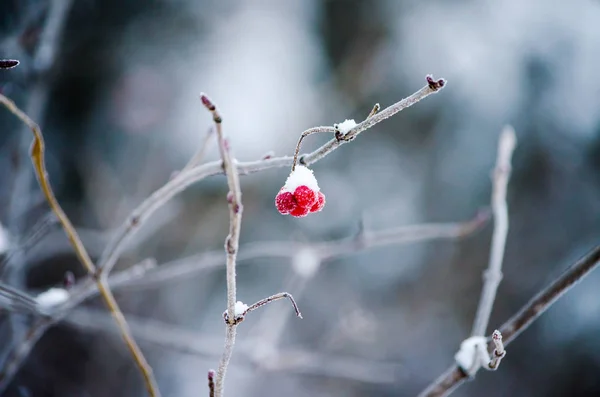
110;210;489;291
471;126;516;337
208;369;216;397
96;75;446;276
199;93;244;397
487;330;505;370
0;281;39;314
418;244;600;397
177;126;214;176
0;94;161;397
367;103;380;119
0;210;485;385
291;126;336;172
67;307;403;384
243;292;303;319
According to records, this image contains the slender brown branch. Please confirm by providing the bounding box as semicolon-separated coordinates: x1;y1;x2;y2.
418;244;600;397
471;126;516;338
96;75;447;276
208;370;216;397
0;93;161;397
199;93;244;397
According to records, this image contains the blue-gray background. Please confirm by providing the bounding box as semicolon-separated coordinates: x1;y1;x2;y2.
1;0;599;396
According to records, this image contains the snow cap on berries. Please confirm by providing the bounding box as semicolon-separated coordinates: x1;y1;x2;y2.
282;165;320;193
275;165;326;217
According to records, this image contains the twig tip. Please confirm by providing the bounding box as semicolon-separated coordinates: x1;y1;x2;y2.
426;75;446;91
0;59;19;69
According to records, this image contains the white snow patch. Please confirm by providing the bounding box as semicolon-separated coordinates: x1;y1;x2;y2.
454;336;489;373
283;165;320;193
335;119;357;134
235;301;249;316
292;247;321;278
36;288;70;309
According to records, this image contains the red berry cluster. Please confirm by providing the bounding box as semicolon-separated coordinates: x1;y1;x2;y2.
275;185;326;218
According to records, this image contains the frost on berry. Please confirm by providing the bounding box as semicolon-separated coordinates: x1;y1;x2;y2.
275;191;296;214
276;166;326;217
294;185;317;208
310;191;326;213
290;205;310;218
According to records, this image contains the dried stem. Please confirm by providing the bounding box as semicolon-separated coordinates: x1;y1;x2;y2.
243;292;303;319
419;244;600;397
0;281;39;314
199;93;244;397
487;330;505;370
291;126;336;172
0;60;19;69
0;201;486;387
178;126;214;175
208;369;216;397
97;75;446;276
0;94;161;397
471;126;516;337
112;210;488;291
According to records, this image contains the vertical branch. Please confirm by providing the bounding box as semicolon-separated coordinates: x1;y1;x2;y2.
199;94;244;397
0;94;161;397
471;126;517;337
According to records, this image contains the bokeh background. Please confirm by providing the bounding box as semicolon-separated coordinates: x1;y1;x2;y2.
1;0;600;396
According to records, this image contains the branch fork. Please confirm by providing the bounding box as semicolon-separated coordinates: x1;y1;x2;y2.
222;292;303;325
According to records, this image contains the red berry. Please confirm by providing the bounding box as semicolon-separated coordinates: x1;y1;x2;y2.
275;191;296;214
290;205;310;218
294;185;318;208
309;191;326;213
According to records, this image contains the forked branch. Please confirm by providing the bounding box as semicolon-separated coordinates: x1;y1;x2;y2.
419;244;600;397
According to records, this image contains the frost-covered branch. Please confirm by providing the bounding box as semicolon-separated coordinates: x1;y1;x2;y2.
471;126;516;338
0;210;482;388
418;244;600;397
198;93;244;397
111;210;488;290
96;75;446;276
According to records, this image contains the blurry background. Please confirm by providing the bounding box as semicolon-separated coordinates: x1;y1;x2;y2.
1;0;600;396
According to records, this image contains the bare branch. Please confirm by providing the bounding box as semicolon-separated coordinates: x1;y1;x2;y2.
96;75;447;276
67;307;403;384
471;126;516;337
208;369;216;397
109;211;488;291
240;292;303;321
199;93;244;397
487;330;505;370
0;282;39;314
0;93;161;397
367;103;380;119
176;126;214;177
291;126;336;171
419;244;600;397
